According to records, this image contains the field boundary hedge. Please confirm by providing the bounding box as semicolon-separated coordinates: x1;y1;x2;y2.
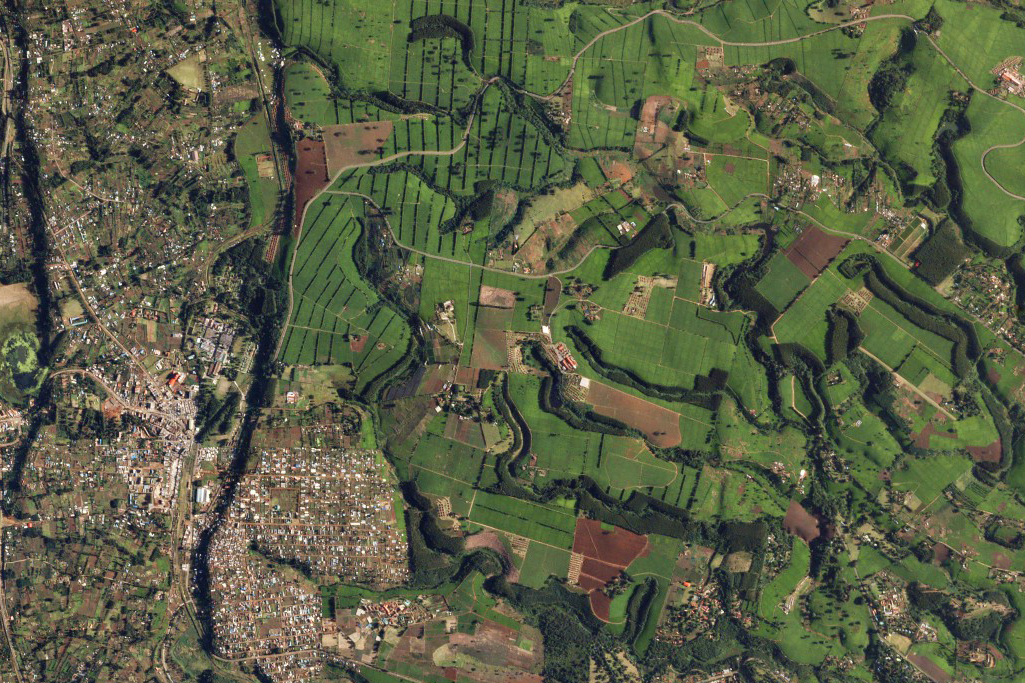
565;325;724;410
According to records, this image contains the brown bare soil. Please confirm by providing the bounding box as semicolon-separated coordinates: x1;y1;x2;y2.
586;380;682;447
968;440;1002;463
0;283;38;324
543;277;561;314
470;327;509;370
633;96;678;159
604;160;634;185
932;542;951;565
465;531;520;582
913;422;936;449
571;519;650;622
294;138;330;235
349;334;368;353
783;500;821;543
516;213;577;273
417;366;455;395
907;654;952;683
323;121;395;176
479;285;517;309
783;226;849;279
444;415;487;450
573;519;649;568
454;366;479;387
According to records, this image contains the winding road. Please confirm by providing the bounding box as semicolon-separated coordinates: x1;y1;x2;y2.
275;77;504;357
514;8;1025;202
273;7;1025;349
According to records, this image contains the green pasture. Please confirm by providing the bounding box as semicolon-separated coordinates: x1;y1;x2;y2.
889;454;972;509
507;374;682;495
691;233;761;265
952;94;1025;248
727;344;772;417
755;253;811;312
858;298;954;373
704;154;768;206
283;62;340;126
717;398;808;475
687;465;787;522
234;115;278;228
758;539;810;620
933;0;1025;87
772;269;848;359
870;41;967;189
467;490;577;549
519;542;571;589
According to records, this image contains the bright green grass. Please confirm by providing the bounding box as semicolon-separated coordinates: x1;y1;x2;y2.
951;95;1025;248
280;194;411;391
233;115;279;228
519;542;571;588
704;154;768;206
468;490;577;549
870;41;968;189
691;233;761;265
889;455;972;507
755;253;812;312
772;268;849;359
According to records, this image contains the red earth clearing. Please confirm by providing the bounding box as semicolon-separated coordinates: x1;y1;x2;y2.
294;139;330;235
783;500;821;543
783;226;848;279
586;380;682;447
572;519;650;621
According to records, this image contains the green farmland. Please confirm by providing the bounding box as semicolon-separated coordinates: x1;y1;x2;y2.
254;0;1025;681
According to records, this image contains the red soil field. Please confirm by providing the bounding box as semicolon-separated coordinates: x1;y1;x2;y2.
479;285;517;309
572;519;650;621
968;440;1002;463
349;334;367;353
633;96;677;159
907;654;952;683
783;226;848;279
294;138;330;235
783;500;821;543
453;366;479;387
572;520;649;566
543;276;561;314
586;380;681;447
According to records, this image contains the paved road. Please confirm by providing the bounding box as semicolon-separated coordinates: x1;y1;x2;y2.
524;10;918;101
272;9;1025;362
275;78;503;358
50;367;179;420
517;9;1025;202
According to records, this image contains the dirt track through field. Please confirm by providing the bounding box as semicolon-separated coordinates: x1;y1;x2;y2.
518;9;1025;202
278;9;1025;361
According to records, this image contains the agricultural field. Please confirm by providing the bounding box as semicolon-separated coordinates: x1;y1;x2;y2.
184;0;1025;681
279;193;412;393
234;115;280;228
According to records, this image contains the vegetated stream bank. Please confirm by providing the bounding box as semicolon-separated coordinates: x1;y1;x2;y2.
190;246;288;650
2;5;58;501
